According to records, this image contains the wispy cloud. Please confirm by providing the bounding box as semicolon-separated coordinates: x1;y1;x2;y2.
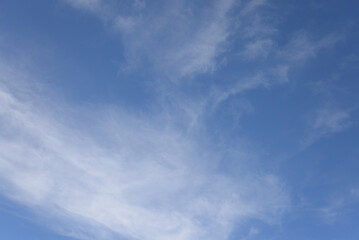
205;64;290;115
210;5;343;112
313;109;350;132
302;108;351;147
144;1;344;130
0;57;288;240
280;32;344;62
240;38;274;60
61;0;235;79
319;188;359;223
319;198;345;221
0;1;349;239
240;0;267;16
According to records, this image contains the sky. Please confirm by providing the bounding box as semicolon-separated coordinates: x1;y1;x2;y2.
0;0;358;240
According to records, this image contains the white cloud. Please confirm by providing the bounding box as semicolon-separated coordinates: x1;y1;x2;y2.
319;199;344;221
0;1;352;239
114;16;138;33
280;32;343;62
319;189;359;223
302;108;351;147
0;59;289;240
240;0;267;16
241;39;274;60
313;109;350;132
209;64;289;110
61;0;235;79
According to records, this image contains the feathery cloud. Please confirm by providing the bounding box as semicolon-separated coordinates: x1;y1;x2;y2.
0;57;289;240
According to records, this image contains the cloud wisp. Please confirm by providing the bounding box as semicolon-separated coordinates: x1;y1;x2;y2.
0;57;288;240
0;1;350;239
62;0;236;79
301;108;351;148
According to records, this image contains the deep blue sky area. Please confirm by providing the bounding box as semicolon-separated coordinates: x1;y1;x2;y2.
0;0;358;240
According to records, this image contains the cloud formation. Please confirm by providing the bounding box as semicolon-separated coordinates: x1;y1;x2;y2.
0;57;288;240
0;0;352;239
62;0;235;79
302;108;351;147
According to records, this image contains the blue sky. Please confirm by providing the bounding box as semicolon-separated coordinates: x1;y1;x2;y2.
0;0;358;240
